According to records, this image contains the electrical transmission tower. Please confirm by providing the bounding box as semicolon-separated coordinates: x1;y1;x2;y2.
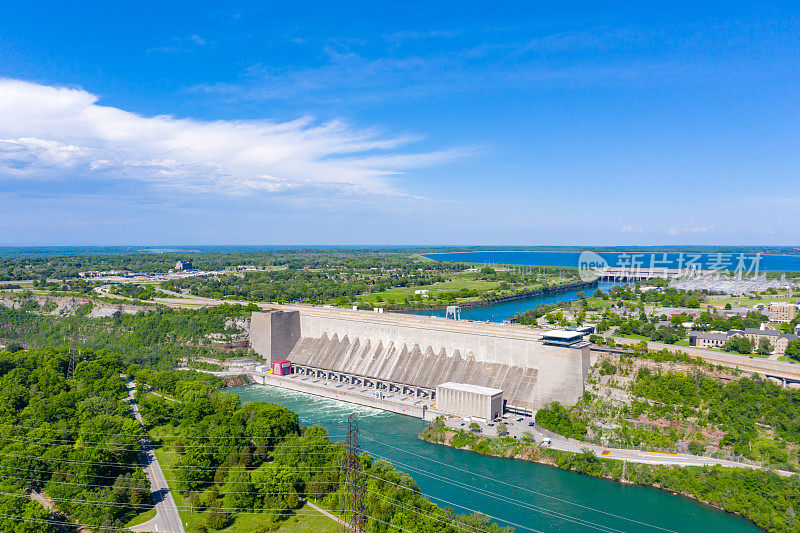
341;413;366;532
67;352;76;381
66;322;80;380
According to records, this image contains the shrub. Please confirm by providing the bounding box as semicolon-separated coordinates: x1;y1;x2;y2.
206;506;229;530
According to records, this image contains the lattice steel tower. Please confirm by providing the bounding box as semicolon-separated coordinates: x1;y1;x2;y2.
341;413;366;532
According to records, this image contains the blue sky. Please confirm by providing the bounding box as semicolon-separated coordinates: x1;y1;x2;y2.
1;1;798;246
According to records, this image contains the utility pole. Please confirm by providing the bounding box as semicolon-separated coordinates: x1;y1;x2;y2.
341;413;366;532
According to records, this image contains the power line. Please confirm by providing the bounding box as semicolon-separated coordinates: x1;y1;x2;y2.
0;423;345;440
362;470;545;533
0;434;346;450
364;457;620;533
361;434;677;533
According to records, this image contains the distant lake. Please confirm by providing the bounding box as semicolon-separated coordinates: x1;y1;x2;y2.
424;250;800;272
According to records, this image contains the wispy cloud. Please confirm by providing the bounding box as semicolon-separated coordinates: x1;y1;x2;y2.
197;26;693;105
148;34;209;54
0;79;458;199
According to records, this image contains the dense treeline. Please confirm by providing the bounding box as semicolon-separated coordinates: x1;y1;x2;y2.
632;371;800;460
133;369;512;532
163;258;466;304
0;303;256;367
0;347;150;531
539;353;800;468
0;250;462;281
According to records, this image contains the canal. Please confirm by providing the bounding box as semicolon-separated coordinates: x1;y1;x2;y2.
407;281;621;323
231;385;759;533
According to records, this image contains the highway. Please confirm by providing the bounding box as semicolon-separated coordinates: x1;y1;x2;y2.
145;288;800;383
607;336;800;383
127;382;186;533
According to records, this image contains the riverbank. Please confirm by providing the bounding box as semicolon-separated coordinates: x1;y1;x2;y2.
232;384;762;532
420;420;798;532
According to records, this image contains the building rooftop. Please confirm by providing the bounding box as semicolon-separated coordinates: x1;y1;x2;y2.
690;331;729;341
437;382;503;396
743;328;781;336
541;330;585;341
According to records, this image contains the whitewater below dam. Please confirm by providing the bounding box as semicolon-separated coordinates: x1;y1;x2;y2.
230;384;759;533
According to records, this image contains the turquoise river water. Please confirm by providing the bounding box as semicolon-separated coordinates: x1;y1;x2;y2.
230;385;760;533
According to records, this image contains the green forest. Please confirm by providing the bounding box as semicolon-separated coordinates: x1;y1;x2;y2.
0;344;514;532
0;347;150;531
0;303;257;366
131;368;512;533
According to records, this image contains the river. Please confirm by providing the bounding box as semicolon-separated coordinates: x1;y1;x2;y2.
423;250;800;272
230;385;759;533
406;281;620;323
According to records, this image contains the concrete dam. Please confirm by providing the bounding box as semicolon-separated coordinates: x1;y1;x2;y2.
249;307;589;411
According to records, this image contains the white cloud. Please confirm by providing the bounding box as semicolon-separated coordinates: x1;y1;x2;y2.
666;226;713;236
0;78;456;198
620;225;643;233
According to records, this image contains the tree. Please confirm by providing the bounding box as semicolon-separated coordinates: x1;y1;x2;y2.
756;337;773;356
221;469;255;511
724;336;752;354
687;440;705;455
468;422;481;433
724;303;732;310
496;422;508;436
784;339;800;362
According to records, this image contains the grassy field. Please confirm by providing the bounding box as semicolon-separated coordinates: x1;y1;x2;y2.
353;272;501;304
352;270;580;307
277;509;339;533
583;296;621;310
152;446;339;533
125;507;157;527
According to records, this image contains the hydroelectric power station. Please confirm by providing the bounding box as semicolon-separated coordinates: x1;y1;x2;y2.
248;306;590;419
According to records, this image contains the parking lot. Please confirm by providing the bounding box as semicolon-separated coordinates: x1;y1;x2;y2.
442;412;551;443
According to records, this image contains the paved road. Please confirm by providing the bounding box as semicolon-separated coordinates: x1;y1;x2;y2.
127;382;186;533
608;336;800;382
303;499;351;529
443;416;793;475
